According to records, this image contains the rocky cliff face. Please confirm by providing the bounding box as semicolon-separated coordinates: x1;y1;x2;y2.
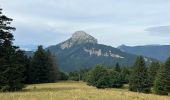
60;31;97;49
83;48;124;59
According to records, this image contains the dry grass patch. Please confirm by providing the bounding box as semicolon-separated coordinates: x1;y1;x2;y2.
0;81;169;100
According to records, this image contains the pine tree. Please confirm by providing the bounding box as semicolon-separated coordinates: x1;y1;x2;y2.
29;46;49;83
0;8;25;91
28;46;59;83
129;56;151;93
46;50;59;82
153;57;170;95
23;56;31;84
148;61;160;86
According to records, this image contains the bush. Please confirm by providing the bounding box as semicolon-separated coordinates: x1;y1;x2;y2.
108;70;123;88
86;65;123;88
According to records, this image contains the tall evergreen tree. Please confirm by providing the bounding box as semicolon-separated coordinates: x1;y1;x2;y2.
46;50;59;82
0;8;25;91
28;46;59;83
129;56;151;93
148;61;160;86
153;57;170;95
23;56;31;84
29;46;49;83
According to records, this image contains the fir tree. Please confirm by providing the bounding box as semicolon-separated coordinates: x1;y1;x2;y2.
46;50;59;82
153;57;170;95
28;46;59;83
0;8;25;91
148;61;160;86
129;56;151;93
29;46;49;83
23;56;31;84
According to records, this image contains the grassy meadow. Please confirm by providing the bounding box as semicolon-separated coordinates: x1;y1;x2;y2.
0;81;169;100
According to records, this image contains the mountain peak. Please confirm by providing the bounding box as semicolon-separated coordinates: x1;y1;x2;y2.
71;31;98;44
60;31;98;49
72;31;88;38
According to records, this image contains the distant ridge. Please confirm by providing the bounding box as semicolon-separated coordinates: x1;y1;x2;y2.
118;44;170;61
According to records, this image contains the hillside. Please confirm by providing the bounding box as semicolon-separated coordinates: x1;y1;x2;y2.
118;45;170;61
0;81;168;100
46;31;155;72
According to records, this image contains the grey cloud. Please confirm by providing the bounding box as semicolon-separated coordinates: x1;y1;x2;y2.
146;26;170;36
1;0;170;48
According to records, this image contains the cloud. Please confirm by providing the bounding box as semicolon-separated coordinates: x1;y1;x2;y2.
1;0;170;49
145;26;170;36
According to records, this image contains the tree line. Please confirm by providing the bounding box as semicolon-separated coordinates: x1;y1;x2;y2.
0;8;66;91
68;57;170;95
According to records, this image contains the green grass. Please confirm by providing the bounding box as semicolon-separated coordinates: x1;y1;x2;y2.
0;81;169;100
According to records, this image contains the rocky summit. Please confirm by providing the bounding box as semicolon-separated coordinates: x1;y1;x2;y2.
59;31;97;49
72;31;98;44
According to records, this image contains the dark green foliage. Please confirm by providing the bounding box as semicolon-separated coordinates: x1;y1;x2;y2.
46;50;59;82
148;61;160;86
114;63;130;84
58;72;68;80
80;69;90;81
29;46;48;83
153;57;170;95
68;69;89;81
87;65;110;88
108;69;123;88
121;67;130;84
86;65;123;88
23;57;31;84
129;56;151;93
0;8;25;91
28;46;59;83
69;71;80;81
115;63;121;72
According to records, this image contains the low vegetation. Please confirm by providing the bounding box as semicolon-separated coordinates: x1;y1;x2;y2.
85;65;123;88
0;81;169;100
69;56;170;95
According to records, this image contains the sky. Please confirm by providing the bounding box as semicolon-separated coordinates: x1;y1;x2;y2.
1;0;170;50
